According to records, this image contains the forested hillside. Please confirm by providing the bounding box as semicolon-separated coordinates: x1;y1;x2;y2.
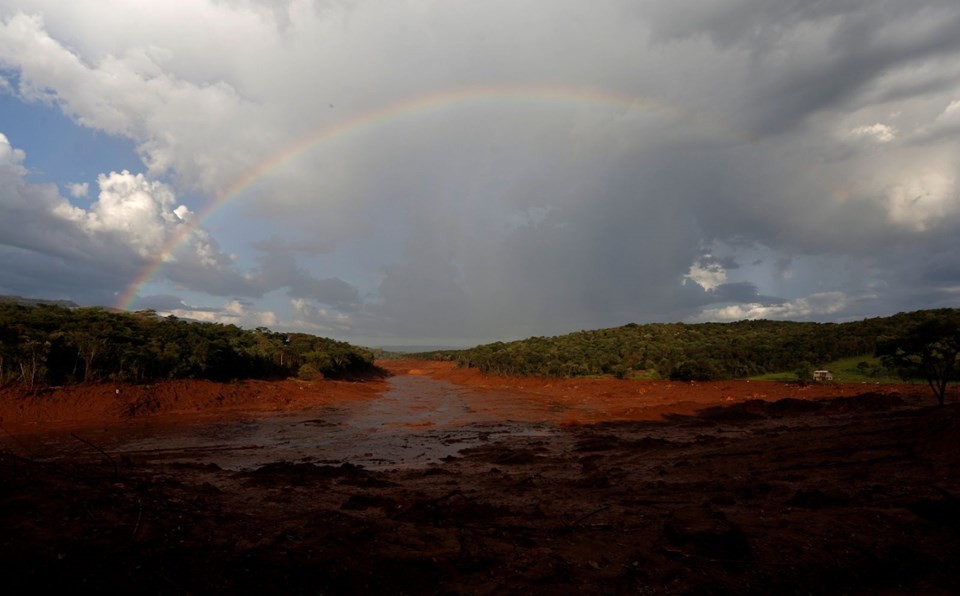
434;309;960;380
0;302;376;387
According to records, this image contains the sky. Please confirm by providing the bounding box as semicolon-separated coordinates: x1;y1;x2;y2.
0;0;959;347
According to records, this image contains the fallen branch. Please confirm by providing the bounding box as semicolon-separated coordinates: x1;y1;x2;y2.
566;505;610;528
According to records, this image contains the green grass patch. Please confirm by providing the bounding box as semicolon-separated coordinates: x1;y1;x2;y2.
749;355;913;384
750;371;803;382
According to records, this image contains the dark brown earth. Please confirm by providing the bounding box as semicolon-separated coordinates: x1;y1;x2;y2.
2;361;959;594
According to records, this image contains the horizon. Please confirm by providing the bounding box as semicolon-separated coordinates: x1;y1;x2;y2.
3;292;952;354
2;2;959;345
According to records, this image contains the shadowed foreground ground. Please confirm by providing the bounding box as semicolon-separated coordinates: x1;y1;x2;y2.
2;363;959;594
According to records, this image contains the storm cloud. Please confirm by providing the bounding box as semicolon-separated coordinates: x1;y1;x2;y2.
0;1;958;344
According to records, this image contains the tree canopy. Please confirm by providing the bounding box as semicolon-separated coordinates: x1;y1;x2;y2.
414;309;960;382
0;302;376;387
876;312;960;406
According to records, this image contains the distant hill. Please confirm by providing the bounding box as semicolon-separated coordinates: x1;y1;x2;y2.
438;309;960;381
377;345;468;353
373;345;470;359
0;295;79;308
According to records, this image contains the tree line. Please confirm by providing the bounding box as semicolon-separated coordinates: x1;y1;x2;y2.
416;310;960;388
0;302;376;387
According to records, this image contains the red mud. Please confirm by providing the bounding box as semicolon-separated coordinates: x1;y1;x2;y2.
0;375;386;436
2;361;959;594
387;360;934;423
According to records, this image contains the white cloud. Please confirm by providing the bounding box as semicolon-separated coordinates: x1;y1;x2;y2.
223;299;245;316
46;169;231;272
942;99;960;119
288;297;355;333
885;169;957;231
292;297;350;323
159;298;277;327
0;132;246;303
849;123;897;143
0;11;274;192
694;292;854;322
683;256;727;291
79;171;182;256
0;134;135;302
0;131;26;171
66;181;88;197
933;99;960;130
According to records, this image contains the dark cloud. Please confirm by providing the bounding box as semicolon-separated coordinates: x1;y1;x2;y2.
0;246;122;306
373;256;472;338
253;248;361;308
712;282;785;306
641;1;960;134
1;1;959;342
641;0;868;48
746;14;960;135
150;239;363;311
290;276;361;309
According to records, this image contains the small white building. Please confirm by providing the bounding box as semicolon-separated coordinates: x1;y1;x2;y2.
812;370;833;382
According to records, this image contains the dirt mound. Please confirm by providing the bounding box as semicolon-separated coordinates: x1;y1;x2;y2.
820;391;908;412
692;392;909;422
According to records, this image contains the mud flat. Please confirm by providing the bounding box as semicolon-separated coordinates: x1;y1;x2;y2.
2;362;959;593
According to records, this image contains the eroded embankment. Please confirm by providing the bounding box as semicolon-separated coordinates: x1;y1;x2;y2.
0;375;387;437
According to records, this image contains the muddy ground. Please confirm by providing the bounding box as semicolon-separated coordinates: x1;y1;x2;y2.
2;361;959;594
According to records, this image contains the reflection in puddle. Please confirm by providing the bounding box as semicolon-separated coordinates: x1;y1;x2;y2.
33;374;557;471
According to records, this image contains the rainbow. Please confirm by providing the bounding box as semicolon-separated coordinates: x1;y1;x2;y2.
115;84;733;310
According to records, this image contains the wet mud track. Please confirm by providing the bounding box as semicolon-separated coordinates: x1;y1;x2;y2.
3;365;960;594
25;373;559;471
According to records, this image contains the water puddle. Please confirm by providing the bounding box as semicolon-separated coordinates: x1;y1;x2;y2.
32;373;556;470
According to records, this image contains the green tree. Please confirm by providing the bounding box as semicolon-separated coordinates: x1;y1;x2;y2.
876;315;960;407
794;361;814;383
